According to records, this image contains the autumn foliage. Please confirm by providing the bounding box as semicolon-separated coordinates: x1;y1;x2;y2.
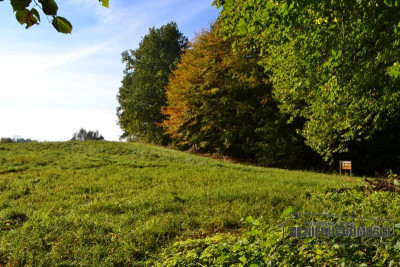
161;25;319;167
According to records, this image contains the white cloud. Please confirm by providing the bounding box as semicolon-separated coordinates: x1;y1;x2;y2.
0;42;112;73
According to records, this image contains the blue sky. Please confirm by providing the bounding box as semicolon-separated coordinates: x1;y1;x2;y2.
0;0;219;141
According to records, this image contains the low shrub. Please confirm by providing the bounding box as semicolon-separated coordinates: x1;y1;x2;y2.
155;189;400;266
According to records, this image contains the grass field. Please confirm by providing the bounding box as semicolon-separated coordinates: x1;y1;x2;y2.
0;141;393;265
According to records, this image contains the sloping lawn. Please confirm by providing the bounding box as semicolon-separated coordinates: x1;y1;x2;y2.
0;141;361;265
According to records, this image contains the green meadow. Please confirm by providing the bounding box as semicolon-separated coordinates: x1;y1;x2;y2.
1;141;399;265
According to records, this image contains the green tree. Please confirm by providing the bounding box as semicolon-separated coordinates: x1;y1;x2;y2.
162;25;320;168
214;0;400;162
3;0;109;33
117;22;188;145
0;137;14;143
71;129;104;141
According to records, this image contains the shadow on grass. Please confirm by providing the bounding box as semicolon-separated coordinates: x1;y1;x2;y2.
0;167;29;175
61;163;168;170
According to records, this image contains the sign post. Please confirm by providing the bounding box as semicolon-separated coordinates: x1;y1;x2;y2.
339;161;352;175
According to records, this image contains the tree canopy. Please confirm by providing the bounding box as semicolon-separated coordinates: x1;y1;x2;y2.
117;22;188;145
71;129;104;141
4;0;109;33
214;0;400;162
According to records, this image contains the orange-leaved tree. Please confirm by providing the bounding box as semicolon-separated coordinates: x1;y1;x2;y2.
161;24;319;167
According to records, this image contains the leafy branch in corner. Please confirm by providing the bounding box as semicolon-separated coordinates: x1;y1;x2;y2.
5;0;109;34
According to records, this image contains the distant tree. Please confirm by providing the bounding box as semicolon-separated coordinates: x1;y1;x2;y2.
0;138;14;143
0;137;35;143
71;129;104;141
2;0;109;33
117;22;188;145
14;138;33;143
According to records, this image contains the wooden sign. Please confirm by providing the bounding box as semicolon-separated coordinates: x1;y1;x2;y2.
340;161;352;175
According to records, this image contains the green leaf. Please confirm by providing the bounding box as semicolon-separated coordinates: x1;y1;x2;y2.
239;256;247;264
216;254;229;263
42;0;58;16
252;218;261;226
100;0;109;8
52;16;72;34
11;0;31;11
15;9;29;25
15;9;38;29
280;206;293;218
31;8;40;22
394;241;400;250
388;62;400;78
237;20;248;35
232;243;241;252
394;179;400;186
245;216;254;224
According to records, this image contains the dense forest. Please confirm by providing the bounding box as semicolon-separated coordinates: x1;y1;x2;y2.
117;1;400;176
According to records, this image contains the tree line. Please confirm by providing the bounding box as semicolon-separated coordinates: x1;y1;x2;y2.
1;129;104;143
0;137;35;143
117;1;400;175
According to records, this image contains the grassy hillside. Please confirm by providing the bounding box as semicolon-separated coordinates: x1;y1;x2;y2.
0;141;380;265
